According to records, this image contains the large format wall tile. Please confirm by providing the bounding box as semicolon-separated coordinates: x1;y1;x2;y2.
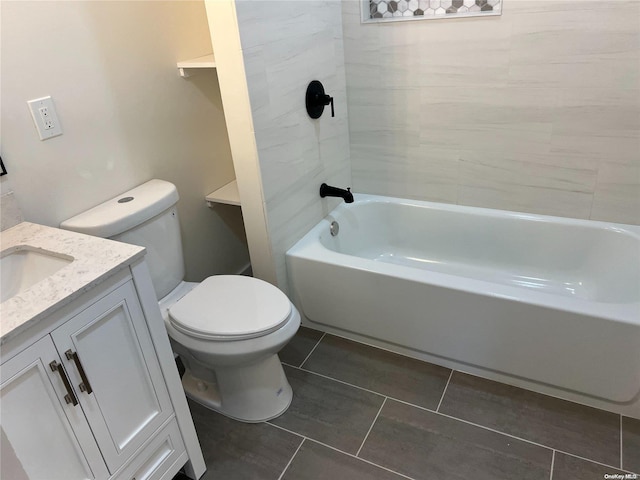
415;14;513;88
457;151;596;218
507;1;639;89
344;0;640;225
457;151;597;194
553;89;639;140
266;151;350;294
591;162;640;225
351;145;460;202
237;0;351;289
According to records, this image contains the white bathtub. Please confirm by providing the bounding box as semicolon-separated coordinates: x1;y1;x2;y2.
286;194;640;418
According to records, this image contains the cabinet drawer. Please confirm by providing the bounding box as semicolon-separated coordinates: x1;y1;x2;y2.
116;418;187;480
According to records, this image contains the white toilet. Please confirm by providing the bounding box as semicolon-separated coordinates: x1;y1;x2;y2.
61;179;300;422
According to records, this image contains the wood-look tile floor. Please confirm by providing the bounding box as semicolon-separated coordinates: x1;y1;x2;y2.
185;327;640;480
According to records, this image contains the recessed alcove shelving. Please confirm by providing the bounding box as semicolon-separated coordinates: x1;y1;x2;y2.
177;53;216;78
205;180;240;207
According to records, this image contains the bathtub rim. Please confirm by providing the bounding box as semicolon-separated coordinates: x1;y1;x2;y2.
287;193;640;327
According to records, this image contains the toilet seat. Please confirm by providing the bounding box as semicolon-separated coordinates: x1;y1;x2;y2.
168;275;292;341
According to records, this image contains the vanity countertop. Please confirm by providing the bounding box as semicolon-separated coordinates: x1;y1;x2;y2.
1;222;145;345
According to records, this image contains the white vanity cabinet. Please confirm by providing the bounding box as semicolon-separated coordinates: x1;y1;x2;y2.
50;281;175;474
1;335;110;480
1;260;205;480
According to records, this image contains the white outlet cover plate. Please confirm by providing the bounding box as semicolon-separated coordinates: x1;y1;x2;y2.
27;96;63;140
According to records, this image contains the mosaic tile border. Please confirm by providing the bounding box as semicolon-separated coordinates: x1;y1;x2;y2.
365;0;502;22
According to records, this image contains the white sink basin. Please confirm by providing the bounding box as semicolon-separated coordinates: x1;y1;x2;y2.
1;247;74;303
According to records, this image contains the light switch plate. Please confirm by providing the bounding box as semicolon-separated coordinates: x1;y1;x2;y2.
27;96;63;140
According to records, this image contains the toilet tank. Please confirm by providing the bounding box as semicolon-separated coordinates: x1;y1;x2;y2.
60;179;185;300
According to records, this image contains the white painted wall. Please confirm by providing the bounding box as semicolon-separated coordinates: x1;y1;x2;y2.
1;0;250;280
233;0;352;290
343;0;640;225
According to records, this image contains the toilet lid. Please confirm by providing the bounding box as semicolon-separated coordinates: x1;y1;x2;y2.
168;276;292;340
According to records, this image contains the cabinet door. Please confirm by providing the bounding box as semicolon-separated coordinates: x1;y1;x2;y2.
0;336;109;480
51;281;172;474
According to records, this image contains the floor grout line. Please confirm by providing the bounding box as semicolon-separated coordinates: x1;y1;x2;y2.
276;437;305;480
282;363;387;399
435;369;454;412
299;332;326;368
402;399;640;475
356;397;387;457
279;362;638;475
549;450;555;480
267;420;311;438
410;400;635;473
267;421;417;480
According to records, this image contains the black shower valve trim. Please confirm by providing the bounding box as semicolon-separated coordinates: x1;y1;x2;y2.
306;80;335;119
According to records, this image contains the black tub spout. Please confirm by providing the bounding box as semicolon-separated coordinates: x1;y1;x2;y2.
320;183;354;203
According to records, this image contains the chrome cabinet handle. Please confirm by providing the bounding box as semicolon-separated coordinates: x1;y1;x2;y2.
65;349;93;395
50;360;78;406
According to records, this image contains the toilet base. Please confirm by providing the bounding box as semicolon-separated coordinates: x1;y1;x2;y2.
182;354;293;423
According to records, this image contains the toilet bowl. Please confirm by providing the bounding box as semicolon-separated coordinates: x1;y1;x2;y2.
61;179;300;422
159;276;300;422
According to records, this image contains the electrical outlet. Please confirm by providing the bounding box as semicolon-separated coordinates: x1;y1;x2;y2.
27;96;63;140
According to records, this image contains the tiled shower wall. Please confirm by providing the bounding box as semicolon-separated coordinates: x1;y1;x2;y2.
235;0;351;291
343;0;640;225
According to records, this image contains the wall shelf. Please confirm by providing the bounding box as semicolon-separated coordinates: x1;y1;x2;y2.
206;180;240;207
177;54;216;78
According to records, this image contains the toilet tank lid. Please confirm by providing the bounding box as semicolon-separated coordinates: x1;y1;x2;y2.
60;179;179;238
